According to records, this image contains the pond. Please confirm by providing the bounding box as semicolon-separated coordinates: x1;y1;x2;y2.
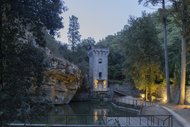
24;101;138;125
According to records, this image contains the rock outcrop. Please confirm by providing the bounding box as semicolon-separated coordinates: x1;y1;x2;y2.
42;50;82;104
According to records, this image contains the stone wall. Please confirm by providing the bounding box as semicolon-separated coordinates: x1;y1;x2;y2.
186;86;190;104
157;85;190;104
153;85;178;103
170;85;180;103
170;85;190;104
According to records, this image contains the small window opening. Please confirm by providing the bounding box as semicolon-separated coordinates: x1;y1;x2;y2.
99;72;102;78
99;58;102;63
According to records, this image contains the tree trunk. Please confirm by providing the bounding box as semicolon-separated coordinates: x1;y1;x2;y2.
179;36;186;104
162;0;171;103
179;0;187;105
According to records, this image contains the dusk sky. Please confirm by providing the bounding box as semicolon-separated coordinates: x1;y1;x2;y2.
57;0;159;43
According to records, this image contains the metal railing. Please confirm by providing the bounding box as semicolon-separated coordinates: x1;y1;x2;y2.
112;97;154;107
105;115;173;127
8;114;173;127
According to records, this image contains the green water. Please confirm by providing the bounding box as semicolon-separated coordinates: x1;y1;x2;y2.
31;101;137;125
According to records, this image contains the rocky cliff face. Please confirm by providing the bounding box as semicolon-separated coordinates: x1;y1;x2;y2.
41;49;82;104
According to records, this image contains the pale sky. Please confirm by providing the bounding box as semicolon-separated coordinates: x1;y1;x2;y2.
57;0;158;43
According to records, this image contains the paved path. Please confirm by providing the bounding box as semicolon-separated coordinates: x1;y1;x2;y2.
162;104;190;127
162;106;189;127
142;104;183;127
115;96;190;127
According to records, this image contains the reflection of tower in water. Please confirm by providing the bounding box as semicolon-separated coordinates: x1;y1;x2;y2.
93;109;108;123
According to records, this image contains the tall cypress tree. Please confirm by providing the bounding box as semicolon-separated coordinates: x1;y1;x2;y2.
68;15;81;51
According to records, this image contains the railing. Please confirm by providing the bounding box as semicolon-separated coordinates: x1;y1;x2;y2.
114;89;128;96
105;115;173;127
8;114;173;127
112;97;154;108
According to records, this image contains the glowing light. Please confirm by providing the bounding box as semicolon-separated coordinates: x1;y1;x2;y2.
162;95;167;103
94;80;98;89
94;111;98;122
151;96;156;101
186;89;190;103
140;94;145;99
103;109;107;117
103;80;107;89
186;98;190;104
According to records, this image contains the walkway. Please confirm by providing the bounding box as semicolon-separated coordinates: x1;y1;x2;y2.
162;104;190;127
115;96;190;127
142;104;183;127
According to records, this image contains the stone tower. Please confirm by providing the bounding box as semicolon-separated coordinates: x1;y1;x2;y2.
88;47;109;92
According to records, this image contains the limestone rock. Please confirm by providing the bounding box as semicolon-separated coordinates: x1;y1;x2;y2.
42;55;82;104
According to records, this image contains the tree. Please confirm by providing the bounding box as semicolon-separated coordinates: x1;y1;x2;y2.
139;0;171;103
170;0;190;104
122;13;163;101
68;15;81;51
59;37;95;73
75;38;95;73
1;0;67;123
97;34;125;83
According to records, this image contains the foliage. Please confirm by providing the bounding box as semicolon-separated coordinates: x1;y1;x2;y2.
97;34;125;82
170;0;190;33
1;0;67;46
170;0;190;104
59;37;95;74
44;31;65;59
150;11;182;85
139;0;162;6
121;13;163;97
68;15;81;51
0;43;46;123
74;38;95;73
166;16;181;84
95;7;184;102
58;37;96;94
1;0;67;124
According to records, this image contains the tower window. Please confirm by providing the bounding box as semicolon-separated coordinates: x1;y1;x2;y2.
99;72;102;78
98;58;102;63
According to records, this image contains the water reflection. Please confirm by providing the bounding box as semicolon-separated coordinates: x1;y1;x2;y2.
30;101;137;124
93;109;108;122
94;111;98;122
